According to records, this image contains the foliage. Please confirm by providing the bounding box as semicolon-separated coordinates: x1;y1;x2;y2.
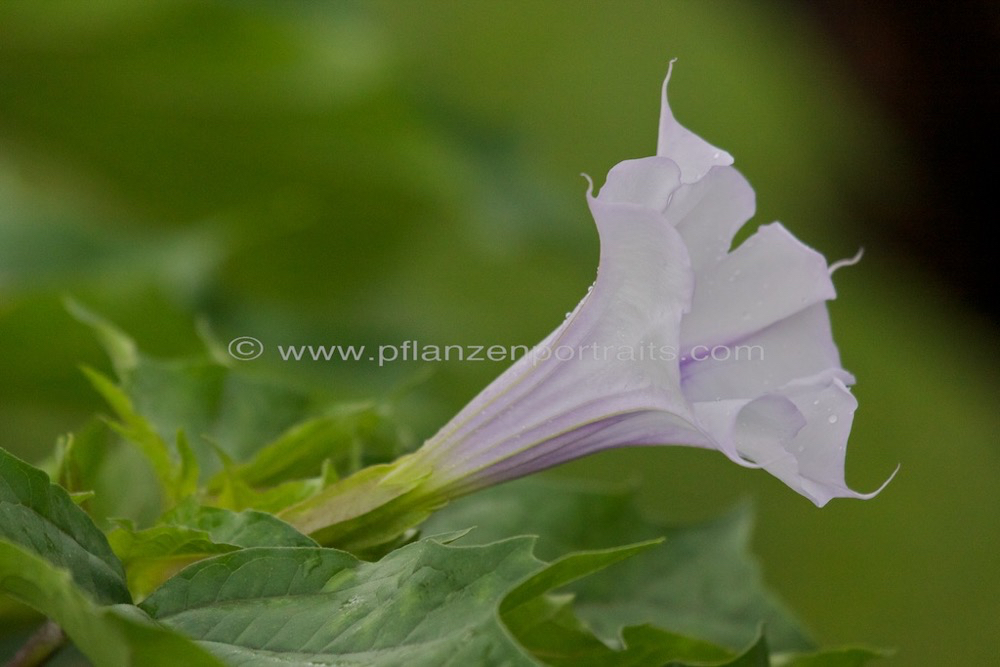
0;316;887;666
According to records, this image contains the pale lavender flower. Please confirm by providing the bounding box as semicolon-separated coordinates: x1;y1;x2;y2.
382;65;894;511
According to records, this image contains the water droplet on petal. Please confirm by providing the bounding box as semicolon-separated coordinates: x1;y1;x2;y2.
828;415;839;424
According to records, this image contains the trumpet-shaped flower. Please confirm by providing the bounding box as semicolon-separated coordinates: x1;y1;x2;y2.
384;64;894;509
284;65;894;547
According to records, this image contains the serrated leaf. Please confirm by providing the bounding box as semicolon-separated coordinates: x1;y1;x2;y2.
108;524;237;602
110;504;316;600
137;531;738;666
141;541;545;666
163;502;317;549
500;549;775;667
0;447;129;605
574;507;810;654
500;592;615;665
501;540;661;615
424;477;813;652
0;540;224;667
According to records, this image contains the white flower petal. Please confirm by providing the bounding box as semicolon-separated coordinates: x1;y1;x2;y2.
598;157;681;211
680;223;836;351
657;61;733;183
666;166;755;275
681;303;849;402
443;409;708;497
738;375;894;507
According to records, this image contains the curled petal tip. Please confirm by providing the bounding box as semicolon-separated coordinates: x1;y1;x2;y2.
857;463;900;500
829;247;865;275
808;463;899;507
657;62;733;182
664;57;678;87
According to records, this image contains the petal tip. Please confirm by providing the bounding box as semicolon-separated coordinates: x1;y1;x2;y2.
808;463;899;507
857;462;900;500
829;247;865;275
656;62;735;182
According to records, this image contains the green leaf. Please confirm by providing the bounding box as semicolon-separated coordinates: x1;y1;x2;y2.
141;540;546;666
615;625;742;666
52;418;109;498
162;502;317;549
108;522;236;602
174;431;200;500
49;417;162;528
126;358;314;472
210;465;325;515
109;503;316;600
424;477;813;652
0;540;224;667
71;303;411;490
70;299;312;478
207;403;405;491
724;634;770;667
501;544;706;667
81;365;179;505
501;540;661;615
136;530;803;666
499;545;777;666
0;447;129;605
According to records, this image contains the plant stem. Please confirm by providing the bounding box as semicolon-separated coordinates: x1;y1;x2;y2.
4;620;66;667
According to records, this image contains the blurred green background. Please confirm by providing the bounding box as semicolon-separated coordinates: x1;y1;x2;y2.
1;1;996;664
